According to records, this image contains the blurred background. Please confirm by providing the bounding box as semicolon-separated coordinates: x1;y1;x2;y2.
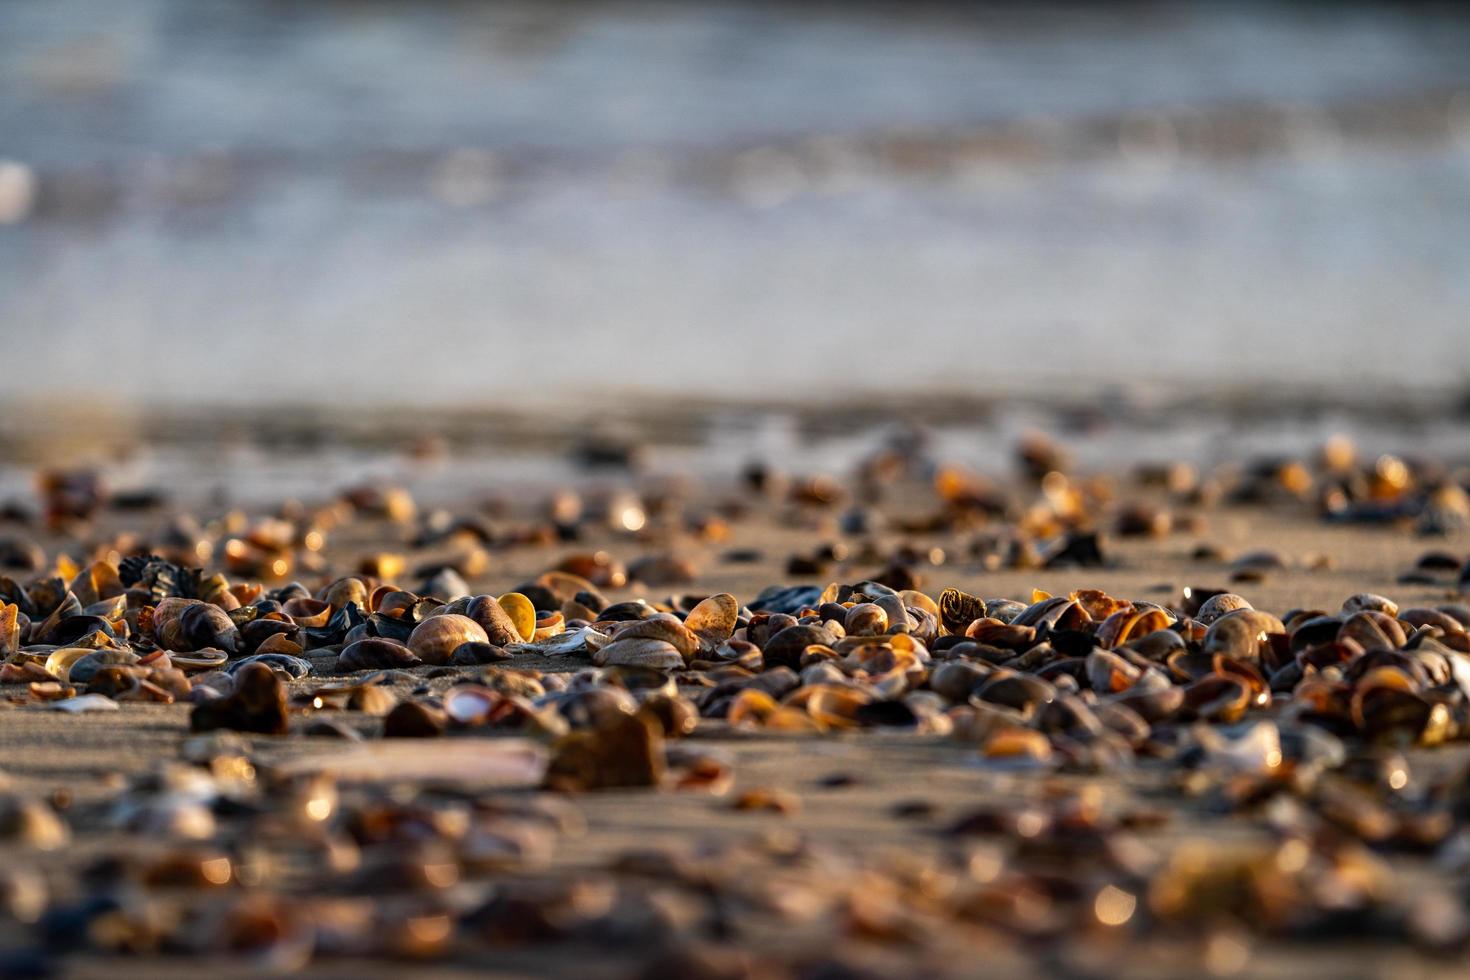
1;1;1469;491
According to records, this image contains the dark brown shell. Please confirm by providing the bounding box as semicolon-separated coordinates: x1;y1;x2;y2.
338;638;421;671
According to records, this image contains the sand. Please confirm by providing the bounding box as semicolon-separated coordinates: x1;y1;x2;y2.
2;477;1469;977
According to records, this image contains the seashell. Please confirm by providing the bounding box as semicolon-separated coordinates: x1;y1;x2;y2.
1201;610;1281;665
61;649;140;685
225;653;312;679
930;661;990;703
1340;610;1406;652
42;647;100;683
85;666;142;700
684;593;738;649
760;624;837;670
509;625;610;658
373;590;420;620
1289;614;1344;651
939;588;986;635
466;595;522;647
843;603;887;637
544;713;664;790
973;672;1054;713
240;617;300;655
1094;701;1151;746
984;598;1028;623
283;597;334;628
444;685;506;727
42;614;116;647
610;616;698;658
495;593;538;644
1400;608;1465;635
338;638;421;671
1181;676;1250;723
532;611;565;642
450;642;511;665
168;649;229;673
1012;597;1083;630
1343;593;1398;618
980;727;1054;766
1085;649;1141;694
786;683;870;729
593;637;684;671
552;687;638;730
180;601;240;654
256;633;303;656
1195;593;1252;625
383;700;446;738
1127;628;1186;662
408;614;489;666
48;693;120;714
322;577;370;611
190;662;289;735
965;618;1037;650
713;639;762;671
0;602;20;657
873;594;913;633
636;693;699;737
725;688;821;732
31;590;82;640
1036;694;1104;737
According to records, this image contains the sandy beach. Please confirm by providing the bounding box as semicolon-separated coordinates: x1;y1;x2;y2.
1;429;1468;978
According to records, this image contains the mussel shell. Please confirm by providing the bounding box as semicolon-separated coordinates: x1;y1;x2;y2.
973;672;1054;713
760;625;837;670
65;649;142;685
225;653;312;679
42;614;115;646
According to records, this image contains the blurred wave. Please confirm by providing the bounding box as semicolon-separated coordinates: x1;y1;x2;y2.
2;0;1469;409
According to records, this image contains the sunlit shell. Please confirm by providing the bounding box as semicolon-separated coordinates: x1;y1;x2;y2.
609;617;698;659
843;603;887;637
43;647;99;683
592;637;684;671
496;593;538;644
684;592;738;649
939;588;985;635
981;727;1054;765
444;685;506;727
788;683;871;729
532;611;566;642
407;614;488;666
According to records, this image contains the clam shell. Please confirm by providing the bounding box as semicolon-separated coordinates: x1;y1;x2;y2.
408;614;488;666
1195;593;1252;625
684;592;738;649
592;637;684;670
168;649;230;673
610;617;698;659
444;685;505;726
43;647;99;683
